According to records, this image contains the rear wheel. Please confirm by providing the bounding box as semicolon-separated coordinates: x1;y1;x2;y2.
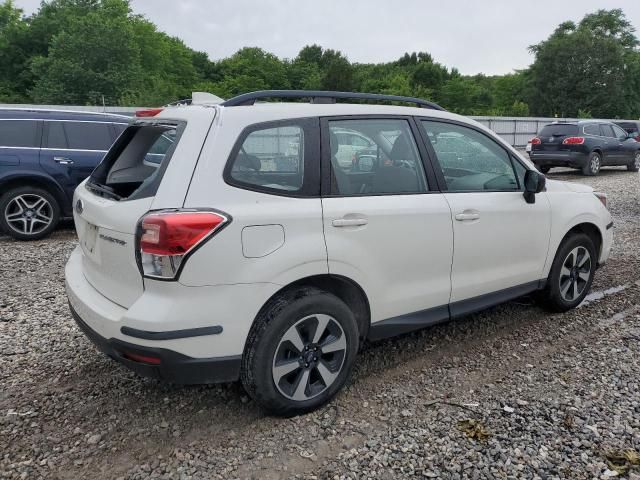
241;287;359;416
582;152;601;176
538;233;597;312
0;186;60;240
628;151;640;172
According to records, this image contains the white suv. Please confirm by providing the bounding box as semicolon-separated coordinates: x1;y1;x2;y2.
65;91;613;415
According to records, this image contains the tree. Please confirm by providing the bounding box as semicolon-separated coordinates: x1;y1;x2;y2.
30;0;143;104
527;9;639;118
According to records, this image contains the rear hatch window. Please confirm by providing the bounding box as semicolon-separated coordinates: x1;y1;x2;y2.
537;124;579;149
87;121;184;201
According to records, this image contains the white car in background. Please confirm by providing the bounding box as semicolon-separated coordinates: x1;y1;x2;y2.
65;90;613;415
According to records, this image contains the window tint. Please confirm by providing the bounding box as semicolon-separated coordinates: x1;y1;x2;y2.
46;121;67;149
64;122;113;150
329;119;427;195
229;125;304;192
421;120;519;192
583;124;600;136
113;123;127;137
600;124;615;138
539;124;578;137
611;124;628;139
0;120;40;148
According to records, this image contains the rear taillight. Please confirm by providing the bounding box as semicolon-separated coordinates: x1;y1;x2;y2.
531;137;541;145
635;135;640;142
137;210;230;279
562;137;585;145
136;108;164;117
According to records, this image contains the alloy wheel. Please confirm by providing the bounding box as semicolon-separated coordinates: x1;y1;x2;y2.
634;152;640;169
590;154;601;174
272;314;347;401
4;194;53;236
559;246;592;302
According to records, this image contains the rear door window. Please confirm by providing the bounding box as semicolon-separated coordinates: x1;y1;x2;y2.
0;120;41;148
600;124;616;138
64;122;114;151
88;122;183;201
45;121;68;149
583;124;600;136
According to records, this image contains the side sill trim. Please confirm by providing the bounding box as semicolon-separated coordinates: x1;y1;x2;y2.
367;305;449;341
367;279;544;341
449;280;541;319
120;325;223;341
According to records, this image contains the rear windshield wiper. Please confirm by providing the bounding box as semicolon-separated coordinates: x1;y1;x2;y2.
86;181;123;201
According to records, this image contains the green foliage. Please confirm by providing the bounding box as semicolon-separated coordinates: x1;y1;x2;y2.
0;1;638;120
527;8;639;118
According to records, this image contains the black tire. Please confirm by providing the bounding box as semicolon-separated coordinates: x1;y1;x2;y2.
538;233;597;313
539;166;551;174
628;151;640;172
0;186;60;240
241;287;359;416
581;152;601;176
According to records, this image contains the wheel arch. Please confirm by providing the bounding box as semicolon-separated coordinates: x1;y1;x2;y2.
249;274;371;346
0;173;68;214
555;222;603;266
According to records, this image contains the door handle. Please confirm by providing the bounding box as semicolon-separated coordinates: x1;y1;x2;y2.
332;218;368;227
455;212;480;221
54;157;74;165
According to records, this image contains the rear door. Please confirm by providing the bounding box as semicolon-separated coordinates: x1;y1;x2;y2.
321;116;453;329
40;121;121;202
0;119;42;172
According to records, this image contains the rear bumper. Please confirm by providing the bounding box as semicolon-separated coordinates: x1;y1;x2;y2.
69;303;241;384
65;246;281;384
529;150;589;168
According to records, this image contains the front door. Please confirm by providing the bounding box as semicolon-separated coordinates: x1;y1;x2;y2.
321;117;453;334
418;119;551;315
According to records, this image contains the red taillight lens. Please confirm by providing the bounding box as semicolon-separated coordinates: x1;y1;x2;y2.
635;135;640;142
136;108;164;117
138;210;229;279
531;137;541;145
594;192;607;208
562;136;585;145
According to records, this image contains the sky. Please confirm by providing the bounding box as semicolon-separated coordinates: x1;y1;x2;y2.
13;0;640;75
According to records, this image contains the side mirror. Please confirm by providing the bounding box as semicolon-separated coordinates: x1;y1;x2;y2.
523;170;546;204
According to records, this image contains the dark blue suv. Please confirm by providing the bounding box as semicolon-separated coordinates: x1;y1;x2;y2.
0;109;128;240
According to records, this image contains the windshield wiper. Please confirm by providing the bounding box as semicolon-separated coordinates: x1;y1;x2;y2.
86;181;123;201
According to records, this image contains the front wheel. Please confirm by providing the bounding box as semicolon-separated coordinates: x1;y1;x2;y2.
241;287;359;416
538;233;597;312
582;152;601;176
0;186;60;240
628;151;640;172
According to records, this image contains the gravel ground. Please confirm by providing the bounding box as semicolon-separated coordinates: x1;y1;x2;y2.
1;167;639;480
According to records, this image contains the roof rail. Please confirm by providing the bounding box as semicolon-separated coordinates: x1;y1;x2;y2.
221;90;446;111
